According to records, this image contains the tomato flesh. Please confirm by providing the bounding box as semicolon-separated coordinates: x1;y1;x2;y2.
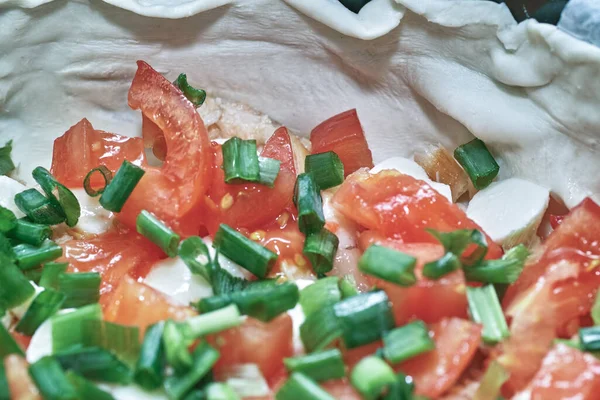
4;355;40;400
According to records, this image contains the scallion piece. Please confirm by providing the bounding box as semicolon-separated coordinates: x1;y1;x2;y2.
13;239;62;270
350;356;397;400
294;173;325;236
29;356;78;400
592;291;600;326
358;245;417;286
58;272;101;308
383;373;414;400
303;229;339;275
99;160;145;212
0;140;15;176
276;372;335;400
222;138;260;184
136;210;180;258
0;206;16;233
209;255;254;295
206;382;240;400
283;349;345;382
422;252;461;280
454;138;499;190
464;244;529;284
0;363;10;400
134;322;165;390
183;304;243;340
82;320;140;363
427;228;488;266
304;152;344;190
7;219;52;246
334;290;395;349
174;73;207;107
474;361;509;400
39;262;69;290
15;289;65;336
0;255;34;309
66;371;116;400
300;306;342;353
23;267;43;284
339;275;359;298
258;157;281;188
382;321;434;364
0;324;24;358
0;233;15;261
52;303;102;353
55;346;132;384
179;236;211;281
14;189;65;225
32;167;80;227
299;277;341;317
163;320;193;373
579;326;600;352
163;341;220;400
213;224;277;279
83;166;113;197
466;285;509;343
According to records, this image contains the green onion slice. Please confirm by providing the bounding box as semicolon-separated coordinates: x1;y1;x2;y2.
283;349;345;382
427;228;488;266
299;277;341;317
14;189;65;225
339;274;359;298
592;291;600;326
454;138;500;190
55;346;132;384
222;138;260;184
52;303;102;353
474;361;509;400
178;236;211;281
358;245;417;286
464;244;529;284
382;320;435;364
579;326;600;352
303;228;339;276
300;306;342;353
29;356;78;400
304;152;344;190
83;166;113;197
66;371;116;400
7;219;52;246
0;233;15;261
134;321;165;391
99;160;145;213
208;254;254;295
383;373;415;400
276;372;335;400
39;262;69;290
0;206;16;233
82;320;140;364
422;252;461;280
350;356;397;400
0;362;10;400
136;210;180;258
32;167;81;227
174;73;207;107
0;140;15;176
258;157;281;188
294;173;325;236
182;304;243;340
0;254;34;309
0;323;24;358
163;319;193;373
206;382;240;400
15;289;66;336
58;272;101;308
13;240;63;270
466;285;509;343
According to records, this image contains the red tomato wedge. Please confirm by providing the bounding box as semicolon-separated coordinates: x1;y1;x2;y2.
332;170;502;258
118;61;212;236
203;127;296;233
51;118;146;188
310;109;373;176
142;115;167;161
521;344;600;400
211;314;293;385
4;355;41;400
399;318;482;398
104;276;194;336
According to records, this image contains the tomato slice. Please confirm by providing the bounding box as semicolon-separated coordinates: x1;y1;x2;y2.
521;344;600;400
103;276;194;335
310;109;373;176
203;127;296;233
399;318;482;398
211;314;294;384
51;118;146;188
333;170;502;258
118;61;212;236
4;355;41;400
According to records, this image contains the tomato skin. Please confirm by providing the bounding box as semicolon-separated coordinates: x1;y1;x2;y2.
332;170;502;259
399;318;482;399
310;109;373;176
4;355;41;400
211;314;294;384
51;118;146;188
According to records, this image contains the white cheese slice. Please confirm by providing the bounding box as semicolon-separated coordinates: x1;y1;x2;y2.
0;175;27;218
322;190;358;250
26;316;53;363
371;157;453;202
467;178;550;248
71;188;114;235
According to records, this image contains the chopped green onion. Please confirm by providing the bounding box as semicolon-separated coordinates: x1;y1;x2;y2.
0;363;10;400
134;322;165;390
29;356;78;400
334;290;395;349
427;228;488;266
0;206;16;233
0;324;24;358
0;233;15;261
13;239;62;270
294;173;325;236
383;373;415;400
82;320;140;363
55;346;132;384
136;210;180;258
7;219;52;246
299;277;341;317
163;341;220;400
454;138;499;190
197;282;299;322
83;166;113;197
258;157;281;187
99;160;145;212
358;245;417;286
207;382;240;400
23;266;43;284
0;140;15;176
222;138;260;184
15;289;66;336
300;305;342;353
32;167;80;227
422;252;461;280
283;349;345;382
339;275;359;298
350;356;397;400
303;229;339;275
0;255;34;309
179;236;211;281
213;224;277;279
382;321;434;364
174;73;207;107
304;152;344;190
39;262;69;290
466;285;509;343
592;291;600;326
209;254;254;295
474;361;509;400
163;320;193;373
276;372;335;400
579;326;600;352
14;189;65;225
66;371;116;400
183;304;243;340
464;244;529;284
58;272;101;308
52;303;102;353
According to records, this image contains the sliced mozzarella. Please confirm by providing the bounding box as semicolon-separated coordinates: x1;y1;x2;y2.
10;282;43;320
0;175;27;217
98;384;168;400
322;190;357;250
370;157;453;202
26;316;53;363
71;188;114;235
288;279;314;354
467;178;550;248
